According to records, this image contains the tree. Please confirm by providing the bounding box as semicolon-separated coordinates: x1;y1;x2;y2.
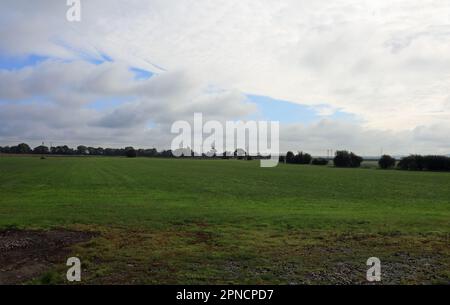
234;148;246;160
303;153;312;164
52;145;74;155
0;146;11;153
397;155;424;171
125;147;137;158
334;150;363;168
378;155;396;169
10;143;32;154
77;145;88;155
398;155;450;171
349;152;363;167
285;151;312;164
33;145;50;155
293;152;312;164
95;147;104;155
87;147;97;155
312;158;329;166
160;150;173;158
286;151;295;163
422;155;450;171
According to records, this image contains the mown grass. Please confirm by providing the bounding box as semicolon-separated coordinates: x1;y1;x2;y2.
0;157;449;284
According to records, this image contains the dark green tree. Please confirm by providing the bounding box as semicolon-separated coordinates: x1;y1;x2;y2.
33;145;50;155
378;155;396;169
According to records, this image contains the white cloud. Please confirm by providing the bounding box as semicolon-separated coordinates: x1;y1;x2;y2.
0;0;449;154
0;59;256;149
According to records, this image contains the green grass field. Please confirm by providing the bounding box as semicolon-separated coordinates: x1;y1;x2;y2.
0;156;449;284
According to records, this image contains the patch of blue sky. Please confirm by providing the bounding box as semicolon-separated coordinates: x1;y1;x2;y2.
87;52;113;65
0;45;113;71
0;53;50;70
87;97;133;110
62;49;112;65
51;39;113;65
0;50;153;83
247;94;357;124
147;121;157;129
130;67;154;80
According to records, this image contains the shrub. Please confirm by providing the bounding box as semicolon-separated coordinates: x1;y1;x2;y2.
222;152;231;160
378;155;396;169
397;155;424;171
51;145;75;155
0;146;11;153
333;150;363;168
10;143;32;154
398;155;450;171
33;145;50;155
234;149;246;160
286;151;295;163
423;155;450;171
125;147;137;158
312;158;329;166
295;152;312;164
286;151;312;164
334;150;350;167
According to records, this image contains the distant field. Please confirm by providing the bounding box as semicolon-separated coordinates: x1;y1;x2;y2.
0;157;449;284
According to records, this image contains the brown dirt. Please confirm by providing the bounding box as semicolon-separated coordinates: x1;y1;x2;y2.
0;229;96;284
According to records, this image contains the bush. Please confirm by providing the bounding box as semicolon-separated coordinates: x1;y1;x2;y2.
125;147;137;158
51;145;75;155
9;143;32;154
286;151;295;163
33;145;50;155
398;155;450;171
333;150;363;168
234;149;246;160
423;155;450;171
286;151;312;164
312;158;329;166
397;155;424;171
0;146;11;153
295;152;312;164
378;155;396;169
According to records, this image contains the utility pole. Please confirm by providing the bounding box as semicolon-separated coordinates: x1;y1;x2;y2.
41;141;45;159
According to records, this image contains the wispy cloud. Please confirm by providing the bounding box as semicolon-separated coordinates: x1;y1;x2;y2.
0;0;449;154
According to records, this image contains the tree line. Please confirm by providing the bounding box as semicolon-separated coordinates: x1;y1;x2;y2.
281;150;450;172
0;143;266;160
279;150;362;167
382;154;450;171
0;143;169;158
2;143;449;171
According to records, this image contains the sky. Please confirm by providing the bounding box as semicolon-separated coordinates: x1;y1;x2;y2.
0;0;449;155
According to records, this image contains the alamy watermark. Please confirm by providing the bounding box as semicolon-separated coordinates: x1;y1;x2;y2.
66;0;81;22
366;257;381;282
61;255;380;283
170;113;280;167
66;257;81;282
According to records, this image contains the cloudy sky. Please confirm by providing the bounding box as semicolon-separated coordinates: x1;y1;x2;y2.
1;0;449;155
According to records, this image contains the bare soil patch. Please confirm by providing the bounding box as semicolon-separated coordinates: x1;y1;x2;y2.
0;229;96;284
